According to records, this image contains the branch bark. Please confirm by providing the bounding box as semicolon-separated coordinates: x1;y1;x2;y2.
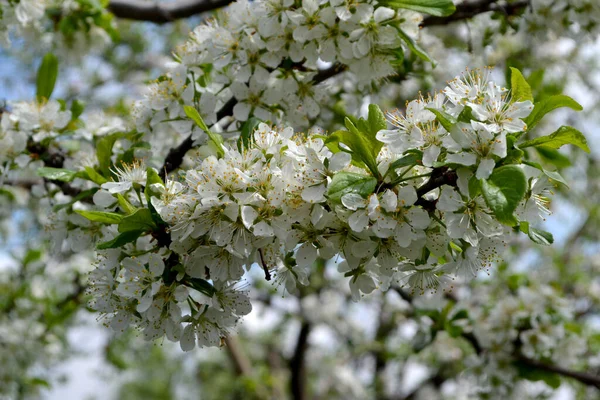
224;336;253;376
423;0;530;26
107;0;233;24
290;321;311;400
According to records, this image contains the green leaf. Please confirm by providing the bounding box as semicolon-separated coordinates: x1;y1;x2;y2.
70;100;85;119
367;104;388;135
520;126;589;153
118;208;157;233
426;108;456;132
144;167;163;203
509;67;533;102
521;160;568;187
37;167;77;182
184;105;224;157
457;106;476;123
523;95;583;131
535;146;571;168
238;117;262;152
468;175;481;198
388;153;421;171
480;166;527;226
380;0;456;16
36;53;59;103
529;227;554;245
75;210;122;224
327;172;377;203
326;108;384;177
97;230;144;250
96;133;121;177
83;166;107;185
397;28;433;63
116;194;137;214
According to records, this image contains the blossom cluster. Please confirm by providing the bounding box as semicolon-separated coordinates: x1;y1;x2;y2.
467;283;587;397
75;69;575;351
134;0;423;147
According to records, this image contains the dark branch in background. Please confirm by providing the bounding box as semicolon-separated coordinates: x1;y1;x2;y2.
107;0;233;24
108;0;528;26
223;336;253;376
424;0;530;26
159;97;236;179
290;321;311;400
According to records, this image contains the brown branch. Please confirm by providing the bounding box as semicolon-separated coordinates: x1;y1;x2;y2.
517;355;600;389
290;321;311;400
223;336;253;376
107;0;233;24
423;0;530;26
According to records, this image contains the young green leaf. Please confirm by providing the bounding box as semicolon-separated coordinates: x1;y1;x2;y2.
426;108;456;132
97;230;145;250
388;153;421;171
238;117;262;152
521;160;568;187
83;166;108;185
380;0;456;16
75;210;123;224
37;167;77;182
116;194;137;214
327;118;382;177
509;67;533;102
184;105;225;157
520;126;589;153
480;166;527;226
535;146;571;168
118;208;157;233
327;172;377;203
523;95;583;131
396;28;433;64
36;53;59;103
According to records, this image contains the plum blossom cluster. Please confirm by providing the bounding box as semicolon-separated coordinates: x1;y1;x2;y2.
134;0;423;144
466;283;587;397
78;69;579;350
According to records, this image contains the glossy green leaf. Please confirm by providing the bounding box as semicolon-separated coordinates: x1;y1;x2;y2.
480;166;527;226
118;208;157;233
36;167;77;182
184;105;224;157
83;166;107;184
36;53;59;103
238;117;262;152
327;172;377;203
380;0;456;16
520;126;589;153
397;28;433;63
426;107;456;132
97;230;144;250
523;95;582;131
116;194;137;214
509;67;533;102
75;210;122;224
521;160;568;187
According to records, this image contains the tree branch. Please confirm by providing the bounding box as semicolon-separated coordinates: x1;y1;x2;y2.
223;336;253;376
290;321;311;400
517;355;600;389
423;0;530;26
107;0;233;24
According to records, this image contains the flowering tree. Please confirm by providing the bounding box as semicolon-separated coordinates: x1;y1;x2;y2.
0;0;599;399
